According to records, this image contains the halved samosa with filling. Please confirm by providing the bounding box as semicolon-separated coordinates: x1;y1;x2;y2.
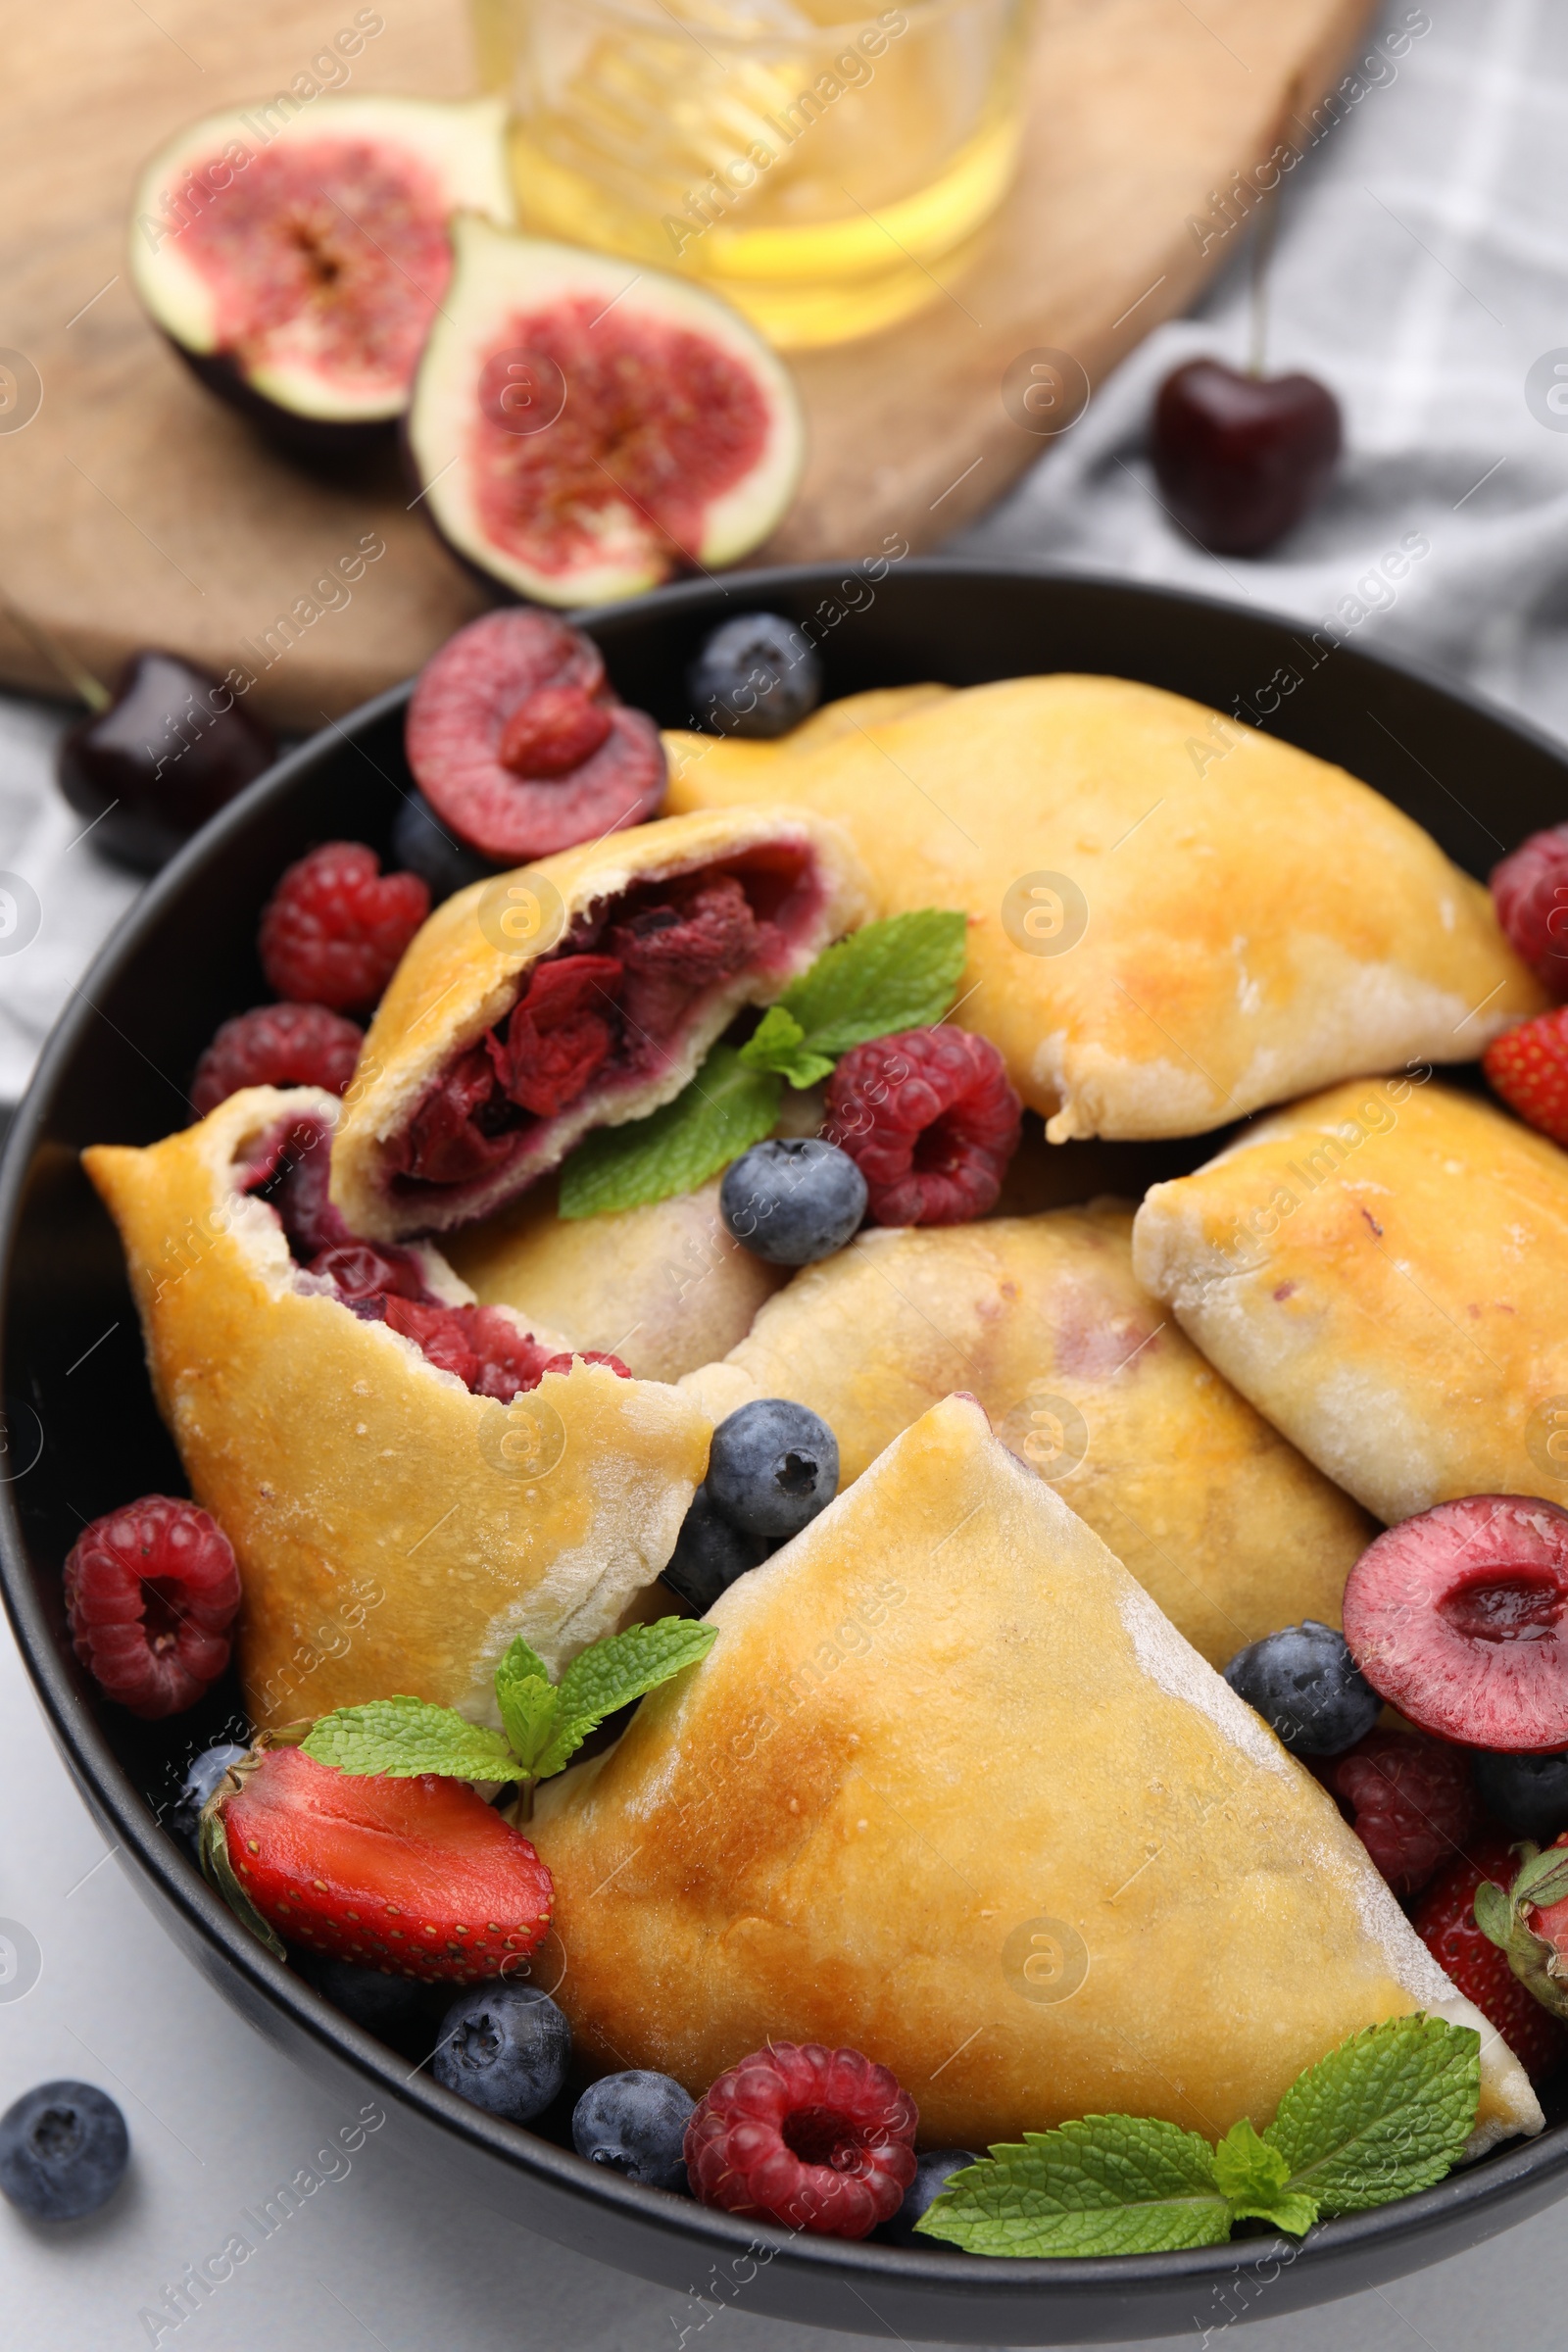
531;1396;1541;2152
680;1203;1372;1666
447;1176;789;1385
83;1088;711;1729
664;674;1544;1141
1133;1075;1568;1526
331;806;871;1242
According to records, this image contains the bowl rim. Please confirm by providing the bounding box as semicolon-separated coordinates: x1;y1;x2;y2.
5;557;1568;2315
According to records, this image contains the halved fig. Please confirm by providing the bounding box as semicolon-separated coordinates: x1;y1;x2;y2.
406;611;666;863
407;217;805;607
128;96;514;454
329;807;873;1242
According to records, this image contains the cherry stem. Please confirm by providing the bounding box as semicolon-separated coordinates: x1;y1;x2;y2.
0;590;112;713
1248;184;1280;379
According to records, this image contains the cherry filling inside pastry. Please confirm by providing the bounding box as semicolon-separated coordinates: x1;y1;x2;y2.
390;849;819;1202
239;1114;627;1397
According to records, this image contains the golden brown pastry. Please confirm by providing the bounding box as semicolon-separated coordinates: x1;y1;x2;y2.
664;682;951;803
1133;1075;1568;1526
532;1395;1539;2152
332;806;871;1242
664;675;1544;1141
83;1087;711;1729
679;1205;1372;1666
445;1176;788;1384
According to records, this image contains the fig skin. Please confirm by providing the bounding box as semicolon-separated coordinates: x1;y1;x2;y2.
171;340;399;464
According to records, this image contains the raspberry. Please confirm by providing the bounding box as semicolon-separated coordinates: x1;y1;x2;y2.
684;2042;917;2238
63;1496;241;1720
1492;824;1568;992
825;1027;1022;1226
259;841;429;1012
192;1004;363;1116
1321;1728;1478;1896
1414;1836;1568;2083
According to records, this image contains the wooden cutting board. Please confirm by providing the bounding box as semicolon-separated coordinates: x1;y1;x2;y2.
0;0;1371;726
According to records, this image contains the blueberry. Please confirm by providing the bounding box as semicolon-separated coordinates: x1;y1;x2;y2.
1473;1749;1568;1843
170;1740;249;1849
661;1483;771;1615
0;2082;128;2221
572;2070;694;2191
707;1398;839;1544
299;1956;433;2044
720;1138;866;1266
1222;1620;1380;1757
686;614;822;740
432;1983;570;2123
880;2147;979;2246
390;789;496;901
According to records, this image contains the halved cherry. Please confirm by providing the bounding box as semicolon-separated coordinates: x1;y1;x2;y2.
1343;1495;1568;1751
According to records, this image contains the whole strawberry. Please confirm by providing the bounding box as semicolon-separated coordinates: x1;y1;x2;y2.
1492;823;1568;991
203;1742;552;1981
1484;1007;1568;1147
1414;1836;1568;2084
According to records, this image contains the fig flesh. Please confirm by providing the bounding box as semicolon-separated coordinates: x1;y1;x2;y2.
405;611;665;863
407;218;805;606
129;96;514;454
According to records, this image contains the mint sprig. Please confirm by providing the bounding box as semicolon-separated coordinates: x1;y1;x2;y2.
300;1617;715;1788
556;907;968;1218
558;1046;781;1219
916;2017;1480;2259
739;910;967;1087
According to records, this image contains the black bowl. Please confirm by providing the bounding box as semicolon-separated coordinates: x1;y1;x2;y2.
4;562;1568;2344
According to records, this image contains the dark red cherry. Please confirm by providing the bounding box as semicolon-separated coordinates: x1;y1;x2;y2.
57;650;275;871
1151;359;1342;557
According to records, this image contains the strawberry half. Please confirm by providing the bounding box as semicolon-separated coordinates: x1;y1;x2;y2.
202;1742;552;1982
1484;1006;1568;1146
1414;1834;1568;2084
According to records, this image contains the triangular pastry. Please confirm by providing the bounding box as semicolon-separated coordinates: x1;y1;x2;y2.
1133;1074;1568;1525
663;675;1543;1142
83;1088;711;1730
532;1396;1541;2153
331;805;871;1242
679;1204;1372;1666
446;1176;789;1385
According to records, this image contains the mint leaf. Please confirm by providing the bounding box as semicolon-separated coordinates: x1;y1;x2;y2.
302;1695;516;1782
495;1638;559;1778
739;910;967;1082
1264;2016;1480;2216
537;1617;717;1778
558;1046;781;1218
1212;2119;1317;2234
739;1006;836;1090
914;2119;1231;2258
